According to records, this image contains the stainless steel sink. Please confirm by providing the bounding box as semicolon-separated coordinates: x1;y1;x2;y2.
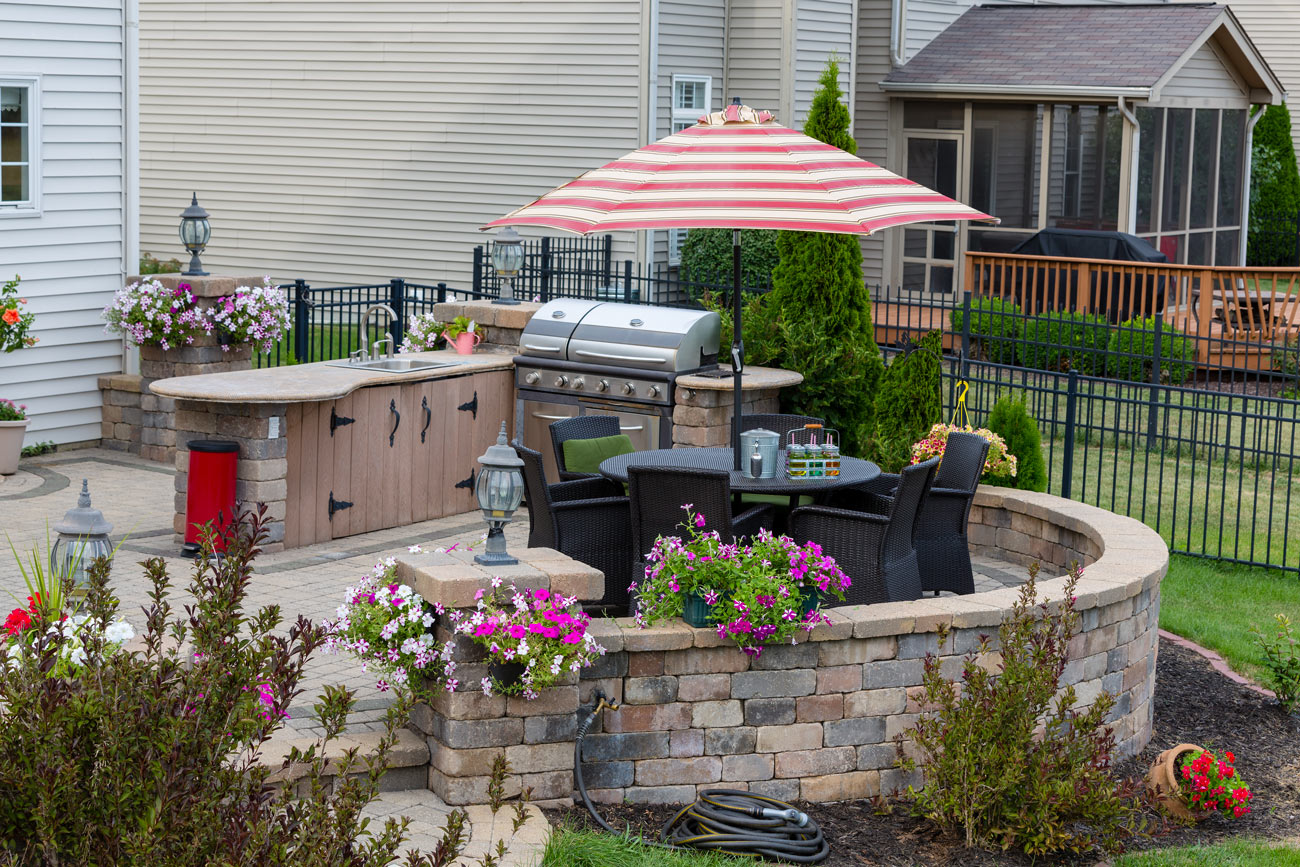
326;358;461;373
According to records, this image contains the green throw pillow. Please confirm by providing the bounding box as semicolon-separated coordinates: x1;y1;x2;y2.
562;434;635;475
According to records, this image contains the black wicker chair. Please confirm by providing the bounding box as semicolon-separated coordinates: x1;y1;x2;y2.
549;415;623;481
515;442;635;614
627;466;776;578
829;433;989;596
790;457;939;606
729;413;825;444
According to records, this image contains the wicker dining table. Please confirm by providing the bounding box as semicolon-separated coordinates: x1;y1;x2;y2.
598;446;881;511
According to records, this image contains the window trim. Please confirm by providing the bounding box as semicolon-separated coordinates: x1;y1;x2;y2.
669;75;712;266
0;75;41;218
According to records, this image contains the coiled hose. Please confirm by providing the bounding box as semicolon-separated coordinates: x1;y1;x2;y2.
575;691;830;864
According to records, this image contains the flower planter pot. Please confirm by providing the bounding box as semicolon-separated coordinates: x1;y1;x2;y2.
801;587;821;616
1146;743;1204;820
0;418;29;475
683;591;721;628
488;660;527;692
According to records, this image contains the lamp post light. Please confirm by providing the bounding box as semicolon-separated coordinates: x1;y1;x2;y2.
490;226;524;305
473;422;525;566
179;192;212;277
50;479;114;594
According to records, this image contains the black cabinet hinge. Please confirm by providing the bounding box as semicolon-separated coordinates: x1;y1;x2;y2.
328;491;353;519
455;469;475;491
330;407;354;436
457;391;478;420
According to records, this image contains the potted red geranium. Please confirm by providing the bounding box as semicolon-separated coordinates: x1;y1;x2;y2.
1146;744;1253;820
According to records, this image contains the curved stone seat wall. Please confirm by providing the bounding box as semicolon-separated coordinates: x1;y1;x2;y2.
411;489;1167;807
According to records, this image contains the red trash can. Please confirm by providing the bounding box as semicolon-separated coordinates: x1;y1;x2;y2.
182;439;239;557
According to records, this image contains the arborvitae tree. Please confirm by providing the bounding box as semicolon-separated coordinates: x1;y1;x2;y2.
870;331;943;473
1248;103;1300;266
768;56;883;455
986;397;1047;492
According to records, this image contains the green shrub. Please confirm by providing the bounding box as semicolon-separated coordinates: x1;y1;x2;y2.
1106;316;1196;384
1250;613;1300;713
1272;332;1300;380
679;229;779;289
870;331;942;472
985;397;1047;492
1247;103;1300;266
0;508;461;865
901;563;1147;856
1022;311;1110;374
951;296;1022;365
697;289;782;368
778;315;883;457
138;252;184;275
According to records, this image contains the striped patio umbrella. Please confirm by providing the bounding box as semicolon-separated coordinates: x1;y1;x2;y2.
484;102;998;468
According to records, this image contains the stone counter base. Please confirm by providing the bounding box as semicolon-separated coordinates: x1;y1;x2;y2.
408;489;1168;807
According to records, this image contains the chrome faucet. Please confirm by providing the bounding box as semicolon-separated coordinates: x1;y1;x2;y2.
355;303;398;363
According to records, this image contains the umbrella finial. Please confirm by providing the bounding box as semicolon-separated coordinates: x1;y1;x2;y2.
731;96;741;105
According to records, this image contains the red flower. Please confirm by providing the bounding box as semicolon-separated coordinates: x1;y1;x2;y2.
1;308;19;325
5;607;32;636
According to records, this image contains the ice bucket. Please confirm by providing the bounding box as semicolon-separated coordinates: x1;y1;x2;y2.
740;428;781;479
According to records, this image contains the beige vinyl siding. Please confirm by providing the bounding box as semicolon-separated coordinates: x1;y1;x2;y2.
793;0;854;129
138;1;642;291
1157;39;1249;107
656;0;726;270
0;0;127;447
727;0;786;115
853;0;890;285
1227;0;1300;152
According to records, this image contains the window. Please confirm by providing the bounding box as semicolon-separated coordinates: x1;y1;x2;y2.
0;79;39;212
669;75;712;263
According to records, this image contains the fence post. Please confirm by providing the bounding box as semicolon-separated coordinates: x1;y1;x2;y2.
472;246;483;296
1061;368;1078;500
388;278;406;347
540;236;552;303
603;234;613;288
960;291;972;364
1147;315;1163;448
624;260;634;304
292;279;310;363
437;282;447;304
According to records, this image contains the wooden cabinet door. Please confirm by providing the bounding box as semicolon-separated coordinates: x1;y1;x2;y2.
409;381;437;524
324;393;356;540
471;369;514;454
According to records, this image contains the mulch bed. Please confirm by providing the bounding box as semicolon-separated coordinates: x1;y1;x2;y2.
548;638;1299;864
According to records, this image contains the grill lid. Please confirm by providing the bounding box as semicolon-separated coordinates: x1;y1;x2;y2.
519;300;720;372
517;299;603;359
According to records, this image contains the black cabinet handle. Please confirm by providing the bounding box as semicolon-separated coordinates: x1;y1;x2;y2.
420;396;431;443
389;398;401;447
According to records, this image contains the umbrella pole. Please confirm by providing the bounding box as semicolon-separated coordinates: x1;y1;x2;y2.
732;228;743;472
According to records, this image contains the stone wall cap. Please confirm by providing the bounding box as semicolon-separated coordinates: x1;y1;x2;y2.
676;366;803;392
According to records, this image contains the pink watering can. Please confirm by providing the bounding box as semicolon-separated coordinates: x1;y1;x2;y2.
443;330;482;355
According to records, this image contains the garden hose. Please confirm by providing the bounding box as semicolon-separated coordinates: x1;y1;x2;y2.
575;691;830;864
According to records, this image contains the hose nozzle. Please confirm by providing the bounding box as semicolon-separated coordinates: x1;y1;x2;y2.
758;807;809;827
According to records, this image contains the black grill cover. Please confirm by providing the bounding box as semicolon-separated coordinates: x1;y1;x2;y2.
1006;229;1168;322
1010;228;1167;263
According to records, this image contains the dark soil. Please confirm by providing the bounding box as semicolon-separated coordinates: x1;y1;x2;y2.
548;638;1300;865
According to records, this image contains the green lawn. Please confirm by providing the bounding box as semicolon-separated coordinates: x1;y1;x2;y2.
540;828;743;867
256;324;361;368
1115;838;1300;866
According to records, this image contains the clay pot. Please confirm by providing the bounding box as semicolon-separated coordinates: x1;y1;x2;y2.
1146;743;1204;820
0;418;29;475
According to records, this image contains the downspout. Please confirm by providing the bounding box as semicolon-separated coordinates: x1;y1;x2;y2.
890;0;907;66
123;0;140;376
1117;96;1139;235
1239;104;1265;266
645;0;659;281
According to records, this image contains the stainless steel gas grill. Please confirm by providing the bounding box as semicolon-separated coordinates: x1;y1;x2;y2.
514;300;721;480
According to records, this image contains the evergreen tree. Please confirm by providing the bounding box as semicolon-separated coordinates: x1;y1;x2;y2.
767;56;883;455
1248;103;1300;266
986;397;1047;493
870;331;943;472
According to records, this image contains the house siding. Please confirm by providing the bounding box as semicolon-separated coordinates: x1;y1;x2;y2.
1157;38;1249;107
793;0;854;129
727;0;786;116
137;1;643;291
854;0;890;285
0;0;128;447
1223;0;1300;152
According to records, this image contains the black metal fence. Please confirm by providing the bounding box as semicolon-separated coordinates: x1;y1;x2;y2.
1248;208;1300;267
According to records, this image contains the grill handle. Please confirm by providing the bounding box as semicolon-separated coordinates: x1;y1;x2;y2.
531;412;575;421
573;349;667;365
522;343;563;353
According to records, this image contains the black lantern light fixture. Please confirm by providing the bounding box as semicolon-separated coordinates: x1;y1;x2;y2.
179;192;212;276
490;226;524;305
473;421;525;566
50;479;114;593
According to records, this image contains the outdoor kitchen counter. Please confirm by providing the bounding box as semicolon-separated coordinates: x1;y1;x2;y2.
149;348;515;404
675;365;803;393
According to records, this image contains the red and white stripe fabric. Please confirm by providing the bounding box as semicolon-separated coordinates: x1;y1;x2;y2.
483;105;996;235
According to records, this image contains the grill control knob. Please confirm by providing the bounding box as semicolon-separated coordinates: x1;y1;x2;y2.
555;375;569;387
572;377;585;390
621;382;635;395
524;372;540;385
597;379;610;392
647;385;661;398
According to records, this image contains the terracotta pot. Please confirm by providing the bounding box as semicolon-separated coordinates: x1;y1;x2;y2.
1146;743;1204;820
0;418;29;475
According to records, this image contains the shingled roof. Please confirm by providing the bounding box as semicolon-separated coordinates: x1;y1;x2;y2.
882;3;1231;93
